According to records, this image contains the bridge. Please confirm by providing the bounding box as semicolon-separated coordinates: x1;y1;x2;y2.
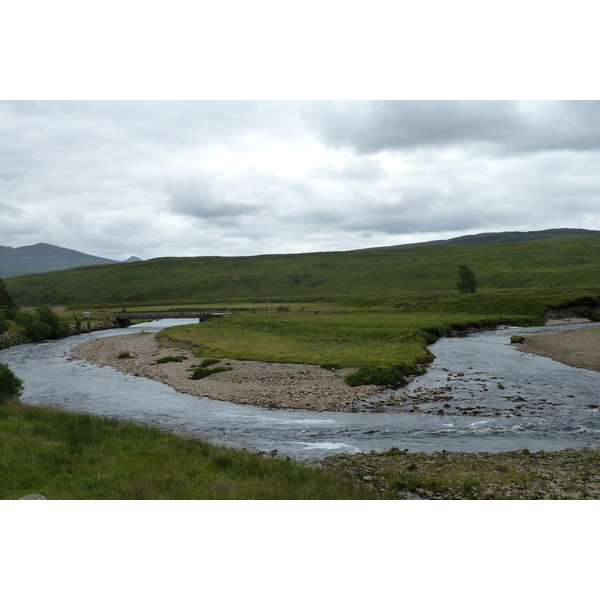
111;310;225;327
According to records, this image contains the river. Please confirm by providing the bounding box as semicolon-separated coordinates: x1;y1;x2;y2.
2;319;600;461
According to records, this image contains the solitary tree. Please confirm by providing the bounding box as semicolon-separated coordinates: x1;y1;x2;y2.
0;278;18;320
457;265;477;294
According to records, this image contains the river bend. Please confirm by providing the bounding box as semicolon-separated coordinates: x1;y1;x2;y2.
2;319;599;461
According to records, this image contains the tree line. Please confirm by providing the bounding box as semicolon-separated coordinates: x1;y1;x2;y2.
0;278;70;342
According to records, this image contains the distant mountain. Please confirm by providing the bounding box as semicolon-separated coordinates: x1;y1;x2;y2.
0;243;141;278
364;228;600;250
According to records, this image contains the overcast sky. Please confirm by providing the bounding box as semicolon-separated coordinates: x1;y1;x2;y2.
1;100;599;260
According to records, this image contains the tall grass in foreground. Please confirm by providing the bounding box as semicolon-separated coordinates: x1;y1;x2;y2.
0;403;383;500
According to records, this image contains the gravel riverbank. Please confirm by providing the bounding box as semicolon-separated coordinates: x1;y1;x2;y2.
70;332;385;411
517;325;600;372
70;324;600;413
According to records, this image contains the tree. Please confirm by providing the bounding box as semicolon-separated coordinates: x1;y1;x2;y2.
0;278;18;320
0;312;8;335
15;307;69;341
457;265;477;294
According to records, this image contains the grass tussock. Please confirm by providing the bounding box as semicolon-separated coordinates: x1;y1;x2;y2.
156;355;187;364
190;365;232;380
0;403;384;500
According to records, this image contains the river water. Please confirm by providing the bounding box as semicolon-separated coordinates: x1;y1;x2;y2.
2;319;600;461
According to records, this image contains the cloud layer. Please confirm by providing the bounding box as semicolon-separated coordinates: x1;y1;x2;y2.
1;100;599;260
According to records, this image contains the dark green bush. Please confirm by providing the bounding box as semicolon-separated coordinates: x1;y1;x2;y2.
191;366;232;380
156;355;187;364
200;358;221;368
117;351;133;359
345;363;425;388
0;362;23;404
320;362;342;371
15;307;69;341
510;335;525;344
0;312;8;335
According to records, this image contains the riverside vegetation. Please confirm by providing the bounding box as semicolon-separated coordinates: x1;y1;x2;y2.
2;232;600;499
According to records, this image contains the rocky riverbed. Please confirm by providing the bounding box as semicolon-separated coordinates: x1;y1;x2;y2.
319;446;600;499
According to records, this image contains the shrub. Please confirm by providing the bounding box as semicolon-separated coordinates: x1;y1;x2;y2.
200;358;221;368
191;366;233;380
117;351;133;359
156;355;187;364
345;363;425;388
0;362;23;404
510;335;525;344
320;362;342;371
15;307;69;341
345;366;405;388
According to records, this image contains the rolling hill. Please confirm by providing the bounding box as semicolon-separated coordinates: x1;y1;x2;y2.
366;228;600;250
5;230;600;308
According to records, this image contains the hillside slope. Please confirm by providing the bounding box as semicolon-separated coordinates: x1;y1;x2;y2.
5;234;600;307
366;228;600;250
0;243;121;278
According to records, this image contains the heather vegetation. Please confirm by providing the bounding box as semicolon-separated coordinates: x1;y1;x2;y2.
5;235;600;307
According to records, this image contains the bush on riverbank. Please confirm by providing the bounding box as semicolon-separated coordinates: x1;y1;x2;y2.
0;363;22;405
191;365;233;380
14;307;70;341
0;402;383;500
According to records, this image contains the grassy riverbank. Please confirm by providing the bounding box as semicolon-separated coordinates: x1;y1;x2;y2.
156;309;529;386
0;401;384;500
3;401;599;500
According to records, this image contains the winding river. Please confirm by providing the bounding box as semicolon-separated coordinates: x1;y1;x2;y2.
2;319;600;461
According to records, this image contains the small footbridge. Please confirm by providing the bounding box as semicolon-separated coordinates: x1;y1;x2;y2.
111;310;226;327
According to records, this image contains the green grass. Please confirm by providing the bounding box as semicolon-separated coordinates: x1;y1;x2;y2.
6;235;600;307
157;310;525;386
156;355;187;364
191;365;233;380
0;402;384;500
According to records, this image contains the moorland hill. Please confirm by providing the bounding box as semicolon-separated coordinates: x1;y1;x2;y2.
5;230;600;308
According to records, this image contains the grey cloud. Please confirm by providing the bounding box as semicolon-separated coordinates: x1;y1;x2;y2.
167;179;265;225
306;101;600;155
0;202;22;216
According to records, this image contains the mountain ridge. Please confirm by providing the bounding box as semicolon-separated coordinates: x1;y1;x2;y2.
0;242;141;278
363;228;600;250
